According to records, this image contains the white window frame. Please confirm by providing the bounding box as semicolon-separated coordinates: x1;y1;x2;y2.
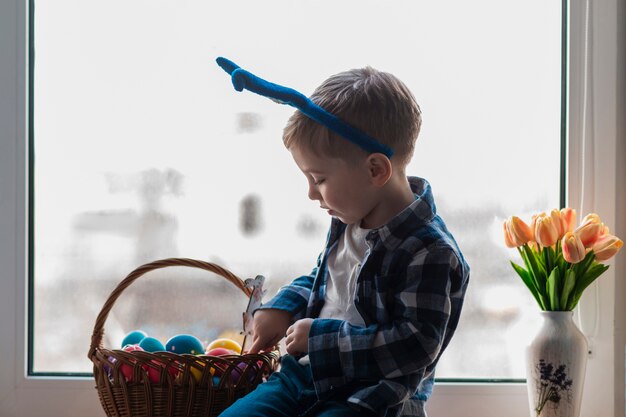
1;0;623;416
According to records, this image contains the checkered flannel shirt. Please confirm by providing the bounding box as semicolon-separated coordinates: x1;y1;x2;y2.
260;177;470;417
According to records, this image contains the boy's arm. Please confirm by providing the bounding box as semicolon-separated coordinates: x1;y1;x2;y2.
307;245;468;386
247;259;320;353
257;252;321;320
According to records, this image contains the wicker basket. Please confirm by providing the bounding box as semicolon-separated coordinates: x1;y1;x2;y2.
88;258;279;417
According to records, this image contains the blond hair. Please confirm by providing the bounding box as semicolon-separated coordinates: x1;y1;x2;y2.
283;66;422;167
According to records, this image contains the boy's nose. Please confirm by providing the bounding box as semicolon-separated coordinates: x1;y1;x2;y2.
308;184;321;201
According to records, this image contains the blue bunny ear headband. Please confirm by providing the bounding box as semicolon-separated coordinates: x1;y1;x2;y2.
216;57;394;158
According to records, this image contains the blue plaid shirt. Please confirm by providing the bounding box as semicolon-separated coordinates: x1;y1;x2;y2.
261;177;470;417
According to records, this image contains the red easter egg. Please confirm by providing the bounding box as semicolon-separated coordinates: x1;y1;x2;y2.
120;362;136;381
144;363;160;383
144;359;179;383
119;344;144;382
204;348;232;378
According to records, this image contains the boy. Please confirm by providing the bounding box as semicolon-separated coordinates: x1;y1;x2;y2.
218;62;470;417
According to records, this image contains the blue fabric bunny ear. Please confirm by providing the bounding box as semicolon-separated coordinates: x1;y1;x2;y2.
216;57;394;158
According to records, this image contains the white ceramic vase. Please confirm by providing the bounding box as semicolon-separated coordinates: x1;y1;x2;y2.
525;311;588;417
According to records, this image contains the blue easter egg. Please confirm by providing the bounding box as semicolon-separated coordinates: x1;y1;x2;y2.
121;330;148;348
212;376;221;386
139;336;166;352
165;334;204;355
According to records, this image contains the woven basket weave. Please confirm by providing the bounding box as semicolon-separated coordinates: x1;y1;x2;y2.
88;258;279;417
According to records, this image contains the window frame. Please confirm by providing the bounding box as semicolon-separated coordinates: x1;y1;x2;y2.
0;0;623;415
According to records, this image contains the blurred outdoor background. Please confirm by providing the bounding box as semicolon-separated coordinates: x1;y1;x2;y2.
32;0;561;378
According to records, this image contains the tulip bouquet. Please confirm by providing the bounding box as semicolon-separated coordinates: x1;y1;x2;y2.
504;208;623;311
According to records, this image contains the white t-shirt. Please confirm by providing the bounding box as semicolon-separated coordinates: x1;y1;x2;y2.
299;223;370;365
318;223;370;326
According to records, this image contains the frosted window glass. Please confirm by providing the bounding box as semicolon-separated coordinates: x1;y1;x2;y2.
32;0;561;377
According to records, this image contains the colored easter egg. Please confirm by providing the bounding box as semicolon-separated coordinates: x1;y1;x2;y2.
205;347;233;357
120;363;135;382
206;338;242;354
121;330;148;348
104;356;117;379
230;361;257;384
189;361;207;383
165;334;204;355
204;348;233;377
139;336;165;352
144;363;160;383
119;344;144;382
144;359;179;383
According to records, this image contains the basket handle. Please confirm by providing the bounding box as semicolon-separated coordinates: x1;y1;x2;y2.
88;258;252;359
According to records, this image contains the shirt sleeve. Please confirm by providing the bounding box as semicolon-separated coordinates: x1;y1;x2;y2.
256;254;321;320
307;245;465;385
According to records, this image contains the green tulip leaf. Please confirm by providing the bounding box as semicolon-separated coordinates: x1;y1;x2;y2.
573;250;596;277
522;245;547;291
510;261;545;309
546;266;561;310
567;263;610;310
559;268;576;310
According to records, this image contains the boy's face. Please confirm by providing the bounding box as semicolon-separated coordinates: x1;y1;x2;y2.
290;145;377;227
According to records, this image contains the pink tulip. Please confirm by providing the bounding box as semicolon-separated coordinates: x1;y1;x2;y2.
575;221;604;248
506;216;534;247
581;213;602;225
561;232;586;264
592;234;623;261
534;213;559;247
600;224;610;237
560;208;576;233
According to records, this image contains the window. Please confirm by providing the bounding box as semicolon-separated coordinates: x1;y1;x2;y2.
1;0;623;416
31;0;562;379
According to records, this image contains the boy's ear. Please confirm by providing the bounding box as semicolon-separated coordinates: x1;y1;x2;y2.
366;153;393;187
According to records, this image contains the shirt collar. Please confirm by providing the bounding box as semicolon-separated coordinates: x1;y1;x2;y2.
371;177;437;251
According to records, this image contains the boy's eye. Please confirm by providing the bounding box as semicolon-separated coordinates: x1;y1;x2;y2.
313;179;325;185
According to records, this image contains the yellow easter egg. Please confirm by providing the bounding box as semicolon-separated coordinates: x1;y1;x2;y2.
217;329;245;346
190;361;210;382
206;338;242;354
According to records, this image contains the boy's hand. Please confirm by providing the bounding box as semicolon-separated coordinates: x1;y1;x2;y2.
285;318;313;356
247;309;292;354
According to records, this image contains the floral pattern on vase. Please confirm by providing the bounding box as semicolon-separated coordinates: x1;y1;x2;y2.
533;359;573;416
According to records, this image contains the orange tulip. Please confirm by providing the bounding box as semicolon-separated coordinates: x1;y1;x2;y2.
592;234;623;261
530;213;540;233
506;216;534;247
561;232;586;264
534;213;559;247
503;222;517;248
549;209;565;239
560;208;576;233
